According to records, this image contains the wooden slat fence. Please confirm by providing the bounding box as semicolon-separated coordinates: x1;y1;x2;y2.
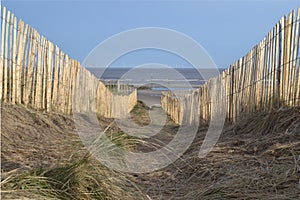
0;7;137;118
162;8;300;125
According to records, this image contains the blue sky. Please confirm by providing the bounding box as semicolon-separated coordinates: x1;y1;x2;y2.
1;0;299;68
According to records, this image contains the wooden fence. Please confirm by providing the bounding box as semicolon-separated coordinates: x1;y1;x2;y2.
162;8;300;125
0;7;137;118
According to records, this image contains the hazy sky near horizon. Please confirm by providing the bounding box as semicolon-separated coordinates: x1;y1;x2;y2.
2;0;299;68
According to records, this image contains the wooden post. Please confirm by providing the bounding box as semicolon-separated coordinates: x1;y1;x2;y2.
0;7;6;102
279;16;286;106
240;58;244;113
293;8;300;106
259;38;265;111
58;51;65;113
270;27;276;108
275;22;281;108
24;27;33;105
31;29;38;106
63;55;70;114
35;34;43;109
290;12;295;106
285;12;293;106
241;57;247;113
261;37;266;110
46;41;53;111
67;59;75;115
21;24;29;104
41;39;48;110
249;51;253;112
52;46;59;110
22;25;30;104
4;10;10;102
11;15;17;104
8;13;13;103
70;60;79;114
15;20;25;104
269;30;273;108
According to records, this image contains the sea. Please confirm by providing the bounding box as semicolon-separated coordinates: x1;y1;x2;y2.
88;67;225;90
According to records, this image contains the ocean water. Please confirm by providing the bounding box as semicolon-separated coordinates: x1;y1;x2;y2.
88;67;225;89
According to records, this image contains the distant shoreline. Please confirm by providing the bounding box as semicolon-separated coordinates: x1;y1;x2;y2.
88;67;225;89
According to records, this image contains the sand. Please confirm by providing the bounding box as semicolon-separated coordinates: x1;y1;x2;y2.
137;89;162;107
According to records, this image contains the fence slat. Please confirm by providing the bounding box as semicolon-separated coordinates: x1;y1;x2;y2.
295;9;300;105
15;20;25;104
4;10;10;102
58;51;64;112
1;7;7;102
35;34;43;109
22;25;30;104
52;46;59;109
11;16;17;104
291;12;296;106
46;41;53;111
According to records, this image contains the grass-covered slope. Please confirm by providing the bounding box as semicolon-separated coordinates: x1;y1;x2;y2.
1;104;145;200
1;103;300;199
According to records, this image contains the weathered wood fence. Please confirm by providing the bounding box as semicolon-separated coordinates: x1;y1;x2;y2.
0;7;137;118
162;8;300;125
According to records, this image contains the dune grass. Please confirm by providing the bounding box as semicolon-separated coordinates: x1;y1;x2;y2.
1;103;146;200
2;103;300;199
2;154;146;199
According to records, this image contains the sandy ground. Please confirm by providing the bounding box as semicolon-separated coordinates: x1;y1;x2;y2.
137;89;162;107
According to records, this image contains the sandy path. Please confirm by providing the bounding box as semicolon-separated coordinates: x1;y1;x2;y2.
137;89;162;107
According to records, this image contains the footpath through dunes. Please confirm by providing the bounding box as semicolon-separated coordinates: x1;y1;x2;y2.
1;102;300;199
